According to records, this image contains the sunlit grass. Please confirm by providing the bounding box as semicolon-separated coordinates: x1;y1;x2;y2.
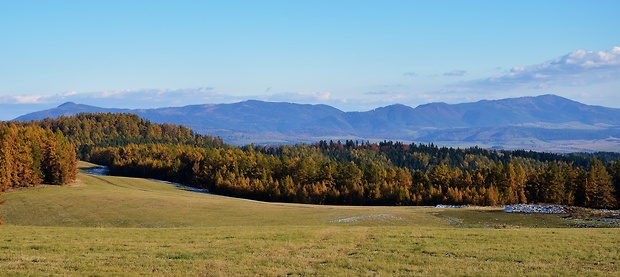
1;167;441;228
0;162;618;275
1;226;617;276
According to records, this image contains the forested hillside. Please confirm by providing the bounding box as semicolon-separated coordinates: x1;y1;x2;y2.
35;113;225;159
6;113;620;209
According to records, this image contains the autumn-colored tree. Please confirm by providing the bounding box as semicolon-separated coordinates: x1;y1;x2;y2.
0;124;77;189
584;159;617;209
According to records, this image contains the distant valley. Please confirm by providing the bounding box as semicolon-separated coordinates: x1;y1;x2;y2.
14;94;620;152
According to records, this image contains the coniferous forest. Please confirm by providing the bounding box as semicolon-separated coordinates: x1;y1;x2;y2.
0;123;77;190
3;113;620;209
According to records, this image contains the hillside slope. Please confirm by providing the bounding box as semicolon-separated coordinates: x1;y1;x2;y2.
0;162;438;228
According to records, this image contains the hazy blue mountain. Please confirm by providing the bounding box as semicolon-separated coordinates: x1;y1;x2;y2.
14;102;130;121
13;95;620;152
448;94;620;126
134;100;345;134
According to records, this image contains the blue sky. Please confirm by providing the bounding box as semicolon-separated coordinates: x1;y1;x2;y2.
1;0;619;120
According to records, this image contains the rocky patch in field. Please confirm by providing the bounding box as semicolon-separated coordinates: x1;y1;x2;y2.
434;204;466;209
503;204;567;214
505;204;620;227
562;207;620;228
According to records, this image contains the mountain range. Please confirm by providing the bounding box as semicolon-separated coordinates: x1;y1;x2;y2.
13;94;620;152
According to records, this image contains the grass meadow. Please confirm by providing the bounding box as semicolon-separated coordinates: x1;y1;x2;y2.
0;162;618;276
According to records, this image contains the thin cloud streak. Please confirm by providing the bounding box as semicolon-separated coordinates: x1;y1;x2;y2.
1;88;226;106
264;91;333;103
443;70;466;77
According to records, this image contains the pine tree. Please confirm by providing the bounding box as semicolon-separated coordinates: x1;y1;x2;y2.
0;126;14;190
585;159;617;209
54;130;77;185
573;167;588;207
42;130;61;185
610;160;620;204
543;163;565;204
513;163;528;203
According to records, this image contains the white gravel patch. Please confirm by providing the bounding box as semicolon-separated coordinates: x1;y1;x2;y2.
434;204;465;209
330;214;403;223
503;204;567;214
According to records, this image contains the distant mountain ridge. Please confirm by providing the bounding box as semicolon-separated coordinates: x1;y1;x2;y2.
13;94;620;152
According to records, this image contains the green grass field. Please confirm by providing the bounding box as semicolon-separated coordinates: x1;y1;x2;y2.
0;162;618;276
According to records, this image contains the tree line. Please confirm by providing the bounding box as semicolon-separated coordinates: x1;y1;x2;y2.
5;113;620;209
87;141;620;208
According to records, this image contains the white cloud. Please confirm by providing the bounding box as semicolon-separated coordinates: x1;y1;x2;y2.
265;91;333;103
59;90;78;97
5;95;50;104
453;46;620;92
